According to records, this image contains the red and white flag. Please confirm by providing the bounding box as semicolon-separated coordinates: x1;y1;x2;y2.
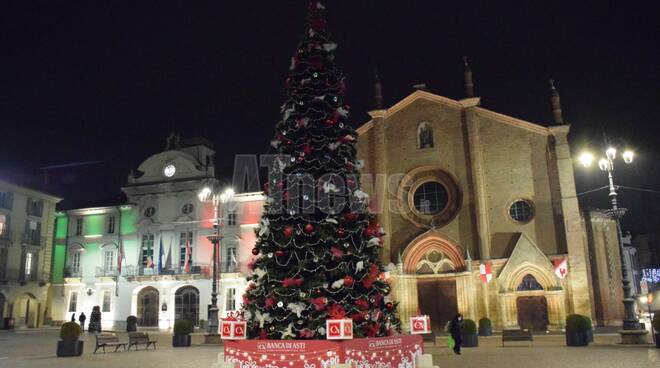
554;258;568;279
184;239;192;273
117;241;125;274
479;262;493;283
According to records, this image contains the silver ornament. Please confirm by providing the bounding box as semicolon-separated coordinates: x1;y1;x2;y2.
338;123;344;128
290;157;296;162
343;242;350;248
268;253;273;258
277;301;284;308
303;194;309;200
313;72;318;78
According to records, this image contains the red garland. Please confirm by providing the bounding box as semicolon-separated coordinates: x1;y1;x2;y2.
330;246;344;258
281;277;304;287
327;303;346;319
309;297;327;311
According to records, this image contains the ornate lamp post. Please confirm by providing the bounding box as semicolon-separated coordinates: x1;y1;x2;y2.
198;186;234;342
579;143;646;341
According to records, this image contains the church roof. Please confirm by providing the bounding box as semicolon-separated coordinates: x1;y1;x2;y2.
356;90;556;136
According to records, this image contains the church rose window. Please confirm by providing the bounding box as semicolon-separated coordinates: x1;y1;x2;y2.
509;199;534;223
181;203;194;215
413;181;449;215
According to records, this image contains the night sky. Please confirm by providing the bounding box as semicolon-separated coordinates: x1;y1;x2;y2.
1;1;659;238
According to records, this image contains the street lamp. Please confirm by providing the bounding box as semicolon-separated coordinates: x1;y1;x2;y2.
579;143;641;331
198;185;234;341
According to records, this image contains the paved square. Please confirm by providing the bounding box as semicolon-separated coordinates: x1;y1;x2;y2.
0;330;657;368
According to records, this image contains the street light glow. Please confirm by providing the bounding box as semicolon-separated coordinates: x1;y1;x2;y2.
606;147;616;160
579;152;594;167
198;186;212;202
598;158;609;171
623;150;634;164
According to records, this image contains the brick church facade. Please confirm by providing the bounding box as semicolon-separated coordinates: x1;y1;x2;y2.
355;76;624;331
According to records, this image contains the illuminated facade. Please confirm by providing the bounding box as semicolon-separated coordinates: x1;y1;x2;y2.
48;137;264;329
0;179;61;328
356;89;624;331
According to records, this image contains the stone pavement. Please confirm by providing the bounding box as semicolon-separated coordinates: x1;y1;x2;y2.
0;329;657;368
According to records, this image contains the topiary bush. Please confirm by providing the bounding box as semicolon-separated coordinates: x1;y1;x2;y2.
126;315;137;325
174;319;193;336
478;318;491;329
584;315;593;330
566;314;589;332
461;319;477;334
60;322;81;341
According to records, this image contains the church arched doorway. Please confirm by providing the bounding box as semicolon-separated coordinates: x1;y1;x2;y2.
137;287;159;327
0;293;5;324
516;274;549;331
175;286;199;326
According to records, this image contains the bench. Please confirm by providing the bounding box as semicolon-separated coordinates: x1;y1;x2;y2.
501;329;533;347
128;332;157;351
94;333;127;354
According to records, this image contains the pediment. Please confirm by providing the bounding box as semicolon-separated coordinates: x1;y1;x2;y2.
497;233;558;290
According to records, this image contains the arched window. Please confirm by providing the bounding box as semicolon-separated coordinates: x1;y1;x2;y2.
417;122;434;149
517;274;544;291
175;286;199;326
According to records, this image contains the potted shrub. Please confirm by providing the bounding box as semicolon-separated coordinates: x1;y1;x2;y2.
57;322;84;357
173;319;193;347
565;314;589;346
461;319;478;347
126;316;137;332
478;318;492;336
584;315;594;343
653;313;660;349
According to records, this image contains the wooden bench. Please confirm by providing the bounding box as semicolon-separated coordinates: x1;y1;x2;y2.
94;333;127;354
422;331;437;345
501;329;533;347
128;332;157;351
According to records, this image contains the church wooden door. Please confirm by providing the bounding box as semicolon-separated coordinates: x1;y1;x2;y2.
417;279;458;332
516;296;549;331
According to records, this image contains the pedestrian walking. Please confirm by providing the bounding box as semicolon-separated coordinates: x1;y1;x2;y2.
70;313;76;322
449;313;464;355
78;312;87;331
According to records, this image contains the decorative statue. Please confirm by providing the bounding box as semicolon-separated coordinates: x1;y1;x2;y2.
418;122;434;148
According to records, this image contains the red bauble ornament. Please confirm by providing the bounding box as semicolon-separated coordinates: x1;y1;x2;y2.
337;228;346;237
275;250;285;257
304;223;314;233
283;226;294;238
343;275;354;286
385;302;394;310
343;212;359;222
347;179;356;188
252;248;259;255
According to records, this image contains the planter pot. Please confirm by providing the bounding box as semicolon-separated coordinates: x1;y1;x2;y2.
655;334;660;349
172;335;191;347
57;340;84;357
2;317;15;330
478;326;492;336
565;331;588;346
126;324;137;332
461;333;478;347
586;329;593;343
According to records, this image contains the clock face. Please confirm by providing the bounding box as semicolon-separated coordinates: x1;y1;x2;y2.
163;163;176;177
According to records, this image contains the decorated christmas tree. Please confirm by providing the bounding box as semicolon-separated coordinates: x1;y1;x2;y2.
242;2;401;339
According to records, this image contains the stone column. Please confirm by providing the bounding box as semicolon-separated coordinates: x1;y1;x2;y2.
456;272;478;321
460;98;491;260
390;273;418;332
498;292;517;329
549;125;593;319
546;291;566;330
368;110;392;264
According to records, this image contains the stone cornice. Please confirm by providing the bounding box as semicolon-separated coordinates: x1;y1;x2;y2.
475;108;552;136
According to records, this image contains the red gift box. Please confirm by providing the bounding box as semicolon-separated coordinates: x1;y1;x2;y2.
221;318;246;340
409;315;431;334
326;318;353;340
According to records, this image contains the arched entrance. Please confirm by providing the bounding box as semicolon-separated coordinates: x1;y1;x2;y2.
515;274;549;331
14;293;38;328
175;286;199;326
137;287;159;327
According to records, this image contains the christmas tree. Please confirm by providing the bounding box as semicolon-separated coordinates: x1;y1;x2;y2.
241;2;401;340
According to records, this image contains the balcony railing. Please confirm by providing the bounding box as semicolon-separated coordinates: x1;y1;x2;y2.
0;268;48;283
95;267;118;277
122;263;214;277
21;234;45;247
0;230;12;246
64;266;83;278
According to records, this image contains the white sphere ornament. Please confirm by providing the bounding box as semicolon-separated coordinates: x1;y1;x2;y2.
277;301;284;308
